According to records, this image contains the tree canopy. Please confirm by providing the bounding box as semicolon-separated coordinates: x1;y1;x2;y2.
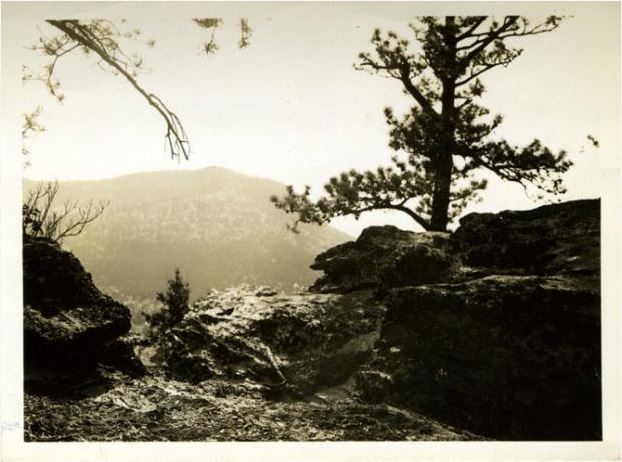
271;16;571;232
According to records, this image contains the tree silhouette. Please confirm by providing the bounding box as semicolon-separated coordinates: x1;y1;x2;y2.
146;268;190;337
272;16;571;232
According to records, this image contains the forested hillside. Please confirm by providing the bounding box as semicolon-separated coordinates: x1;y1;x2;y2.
24;167;350;299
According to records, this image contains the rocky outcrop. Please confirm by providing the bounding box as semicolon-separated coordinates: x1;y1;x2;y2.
311;199;599;293
359;275;600;440
153;287;385;397
23;236;143;393
311;226;454;292
453;198;599;278
309;199;600;440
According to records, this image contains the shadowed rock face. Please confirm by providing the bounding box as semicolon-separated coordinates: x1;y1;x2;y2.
310;226;453;293
453;199;600;278
366;275;600;440
22;197;600;440
23;236;143;393
311;199;601;440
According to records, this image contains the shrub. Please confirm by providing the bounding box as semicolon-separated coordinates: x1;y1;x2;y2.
146;268;190;339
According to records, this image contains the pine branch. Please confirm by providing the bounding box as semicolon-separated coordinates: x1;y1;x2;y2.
44;19;190;160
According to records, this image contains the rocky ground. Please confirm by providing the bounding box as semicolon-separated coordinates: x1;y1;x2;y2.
24;369;477;441
23;241;476;442
23;198;601;441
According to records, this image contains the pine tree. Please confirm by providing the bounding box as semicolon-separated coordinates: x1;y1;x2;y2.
271;16;570;232
146;268;190;337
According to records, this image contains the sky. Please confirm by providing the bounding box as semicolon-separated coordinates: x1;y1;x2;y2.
1;1;620;236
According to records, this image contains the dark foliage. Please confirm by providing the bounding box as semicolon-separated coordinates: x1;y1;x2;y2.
193;17;252;55
146;268;191;338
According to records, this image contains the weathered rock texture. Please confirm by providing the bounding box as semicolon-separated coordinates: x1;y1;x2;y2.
311;199;600;440
364;275;600;440
311;226;454;292
23;236;143;392
453;198;600;278
153;287;385;397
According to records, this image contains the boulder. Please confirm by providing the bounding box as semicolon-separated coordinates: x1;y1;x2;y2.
358;275;600;440
23;236;102;313
310;200;600;294
154;287;385;396
310;226;453;292
453;199;599;278
23;236;142;392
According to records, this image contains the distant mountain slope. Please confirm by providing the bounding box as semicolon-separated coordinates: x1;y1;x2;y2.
24;167;350;299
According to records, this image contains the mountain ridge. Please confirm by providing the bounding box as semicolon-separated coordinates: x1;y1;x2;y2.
23;167;350;300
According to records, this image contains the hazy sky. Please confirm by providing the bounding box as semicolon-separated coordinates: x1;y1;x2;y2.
2;1;620;236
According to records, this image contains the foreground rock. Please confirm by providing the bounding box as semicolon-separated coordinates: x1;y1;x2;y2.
311;199;601;440
23;197;597;441
153;287;385;397
360;275;600;440
23;236;143;392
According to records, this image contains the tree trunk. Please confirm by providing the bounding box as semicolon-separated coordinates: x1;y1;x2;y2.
430;156;452;231
430;17;457;232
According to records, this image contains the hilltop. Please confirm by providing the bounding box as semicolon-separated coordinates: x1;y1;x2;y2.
24;167;350;300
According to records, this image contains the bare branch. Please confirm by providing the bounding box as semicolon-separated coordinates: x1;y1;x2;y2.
457;17;487;40
23;181;109;244
456;59;511;86
25;19;190;161
460;16;520;65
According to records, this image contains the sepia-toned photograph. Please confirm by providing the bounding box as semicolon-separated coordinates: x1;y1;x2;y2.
1;1;620;460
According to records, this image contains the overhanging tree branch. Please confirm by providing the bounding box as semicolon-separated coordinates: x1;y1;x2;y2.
45;19;190;160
